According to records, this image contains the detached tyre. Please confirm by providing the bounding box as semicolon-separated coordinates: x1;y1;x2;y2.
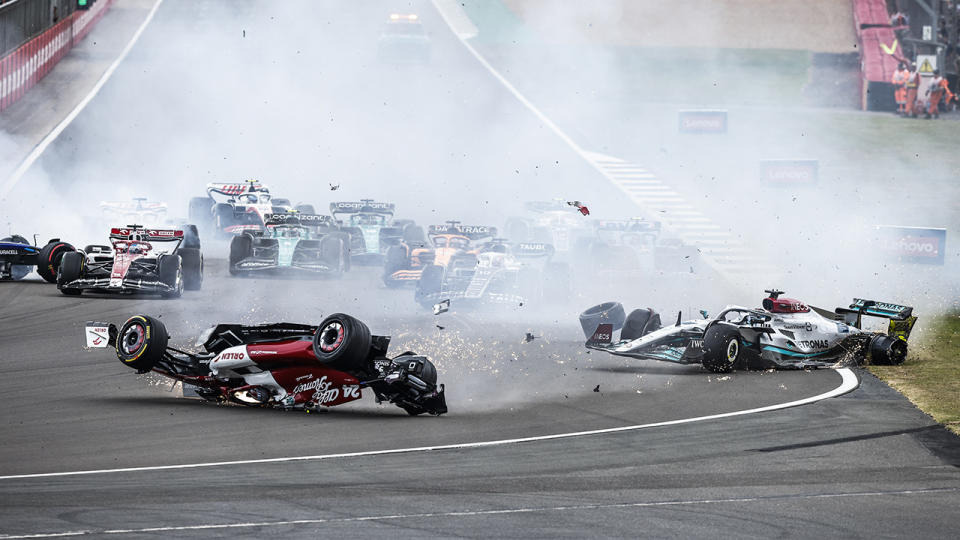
312;313;372;372
702;324;741;373
415;265;443;307
57;251;85;295
229;235;252;276
116;315;168;372
37;241;76;283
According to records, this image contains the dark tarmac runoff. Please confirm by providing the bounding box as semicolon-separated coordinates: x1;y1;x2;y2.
1;0;959;537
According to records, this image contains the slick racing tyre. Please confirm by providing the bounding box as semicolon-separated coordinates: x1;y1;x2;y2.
181;224;201;249
56;251;85;295
402;224;426;247
869;335;908;366
158;254;183;298
702;323;741;373
383;245;408;288
37;241;76;283
116;315;169;372
320;233;349;276
228;235;252;276
313;313;372;372
177;247;203;290
1;235;31;280
578;302;625;340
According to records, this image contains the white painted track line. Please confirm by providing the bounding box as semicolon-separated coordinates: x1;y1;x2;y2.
0;369;859;481
0;0;166;199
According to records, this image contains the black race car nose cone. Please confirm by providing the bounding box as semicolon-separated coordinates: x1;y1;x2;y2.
319;322;344;352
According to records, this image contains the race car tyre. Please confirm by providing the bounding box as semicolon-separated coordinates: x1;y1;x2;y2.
116;315;169;372
189;197;213;226
702;323;741;373
294;204;315;215
158;254;183;298
579;302;625;340
415;265;444;307
214;203;234;232
56;251;85;295
37;241;76;283
181;224;201;249
869;335;907;366
1;235;32;280
229;235;252;276
621;309;662;341
312;313;372;372
383;245;408;288
178;248;203;290
402;224;427;247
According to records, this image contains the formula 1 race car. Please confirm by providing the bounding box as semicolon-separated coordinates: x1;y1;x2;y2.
415;238;571;307
330;200;422;265
504;200;595;254
383;221;493;289
587;218;700;274
85;313;447;415
188;180;307;236
579;289;917;372
229;213;350;278
1;235;77;282
378;13;431;63
57;226;203;297
100;198;169;227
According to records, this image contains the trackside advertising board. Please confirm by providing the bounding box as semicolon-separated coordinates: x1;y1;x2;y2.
759;160;819;185
876;226;946;265
678;110;727;134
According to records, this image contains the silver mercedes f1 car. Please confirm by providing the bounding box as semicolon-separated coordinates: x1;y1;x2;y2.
579;290;917;372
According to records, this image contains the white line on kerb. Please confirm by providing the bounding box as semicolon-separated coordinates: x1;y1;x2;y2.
0;0;166;199
0;369;859;481
2;485;954;539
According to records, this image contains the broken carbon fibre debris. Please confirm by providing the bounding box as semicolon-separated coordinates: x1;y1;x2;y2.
329;183;340;191
523;332;537;343
566;200;590;216
433;299;450;315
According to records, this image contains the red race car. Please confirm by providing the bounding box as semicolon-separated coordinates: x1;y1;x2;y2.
85;313;447;416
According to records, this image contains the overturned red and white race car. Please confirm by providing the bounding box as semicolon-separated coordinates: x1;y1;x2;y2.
85;313;447;416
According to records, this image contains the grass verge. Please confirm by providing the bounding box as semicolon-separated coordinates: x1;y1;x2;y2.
869;313;960;435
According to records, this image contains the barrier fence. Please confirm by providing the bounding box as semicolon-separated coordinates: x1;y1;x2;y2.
0;0;112;113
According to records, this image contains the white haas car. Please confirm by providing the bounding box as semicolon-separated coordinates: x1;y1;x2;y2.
188;180;308;236
57;226;203;297
579;289;917;372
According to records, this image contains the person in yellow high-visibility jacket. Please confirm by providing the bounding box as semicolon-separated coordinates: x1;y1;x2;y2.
891;63;909;114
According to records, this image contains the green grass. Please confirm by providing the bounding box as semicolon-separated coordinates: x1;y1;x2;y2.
869;314;960;435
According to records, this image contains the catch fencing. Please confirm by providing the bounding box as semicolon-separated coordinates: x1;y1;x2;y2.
0;0;112;113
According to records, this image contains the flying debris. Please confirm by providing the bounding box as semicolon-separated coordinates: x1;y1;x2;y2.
593;385;600;393
436;324;445;331
523;332;537;343
433;299;450;315
566;200;590;216
329;183;340;191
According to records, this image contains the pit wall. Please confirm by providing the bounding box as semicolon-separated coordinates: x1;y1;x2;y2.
853;0;902;111
0;0;113;113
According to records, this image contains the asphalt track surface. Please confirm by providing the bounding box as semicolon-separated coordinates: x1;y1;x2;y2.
2;0;960;538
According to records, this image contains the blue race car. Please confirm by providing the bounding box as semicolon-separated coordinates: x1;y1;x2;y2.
0;234;77;282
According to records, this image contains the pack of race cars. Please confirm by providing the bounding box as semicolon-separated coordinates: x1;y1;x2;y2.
4;181;921;415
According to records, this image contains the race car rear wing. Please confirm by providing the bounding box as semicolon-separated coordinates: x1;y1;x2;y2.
330;200;396;215
828;299;917;340
512;242;556;258
428;223;496;240
264;213;336;228
205;181;268;198
109;227;184;242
